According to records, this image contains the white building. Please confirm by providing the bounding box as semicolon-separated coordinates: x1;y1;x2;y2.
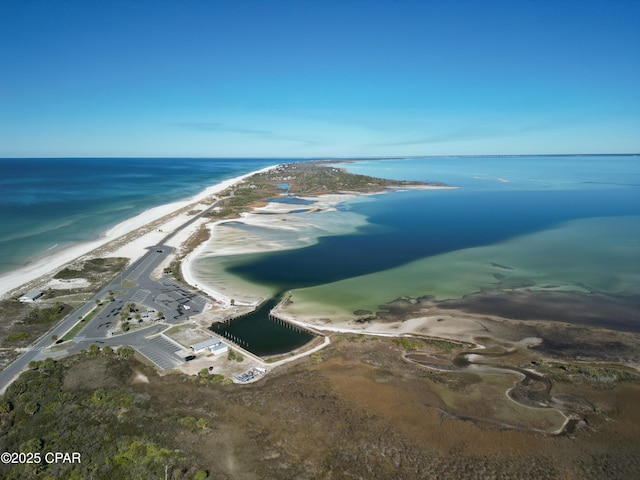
190;338;228;355
210;342;229;356
19;290;43;303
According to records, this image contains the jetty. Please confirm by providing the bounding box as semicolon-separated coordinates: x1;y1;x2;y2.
268;293;324;337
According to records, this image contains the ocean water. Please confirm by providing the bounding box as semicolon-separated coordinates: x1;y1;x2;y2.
8;156;637;335
339;155;640;191
197;155;640;331
0;158;281;276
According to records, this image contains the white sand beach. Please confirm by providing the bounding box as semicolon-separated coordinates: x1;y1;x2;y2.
277;308;492;344
179;184;459;321
1;160;467;345
0;164;280;299
179;192;370;305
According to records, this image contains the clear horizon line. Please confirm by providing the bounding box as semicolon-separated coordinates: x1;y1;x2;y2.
1;153;638;160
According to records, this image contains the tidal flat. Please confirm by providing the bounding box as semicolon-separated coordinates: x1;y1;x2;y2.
193;156;640;337
2;334;638;479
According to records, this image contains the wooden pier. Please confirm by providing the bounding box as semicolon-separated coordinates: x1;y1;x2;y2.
269;293;324;336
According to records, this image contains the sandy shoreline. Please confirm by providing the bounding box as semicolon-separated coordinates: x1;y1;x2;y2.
3;159;639;374
179;187;428;307
1;159;485;350
179;185;466;329
180;191;367;306
181;222;236;306
0;164;280;299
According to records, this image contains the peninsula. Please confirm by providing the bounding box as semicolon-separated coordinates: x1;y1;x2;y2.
1;160;639;479
0;161;438;377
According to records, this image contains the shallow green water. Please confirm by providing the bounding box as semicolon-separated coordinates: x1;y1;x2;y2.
193;156;640;334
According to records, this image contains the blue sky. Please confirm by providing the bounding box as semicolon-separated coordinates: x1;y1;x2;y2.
1;0;639;157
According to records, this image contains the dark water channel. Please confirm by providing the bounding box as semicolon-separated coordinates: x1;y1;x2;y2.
210;295;314;357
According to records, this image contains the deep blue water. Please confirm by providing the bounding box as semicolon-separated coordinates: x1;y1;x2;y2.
0;158;281;275
225;156;640;292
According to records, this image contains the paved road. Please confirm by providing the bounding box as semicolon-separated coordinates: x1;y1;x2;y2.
0;197;224;393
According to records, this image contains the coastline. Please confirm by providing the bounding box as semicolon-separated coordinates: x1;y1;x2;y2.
6;156;637;367
180;191;368;307
181;222;236;307
176;176;640;370
0;164;281;299
2;158;639;475
178;187;431;306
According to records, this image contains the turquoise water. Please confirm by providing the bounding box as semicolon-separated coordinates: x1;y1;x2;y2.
0;158;280;275
224;157;640;290
9;156;636;334
202;155;640;331
339;155;640;191
227;187;640;289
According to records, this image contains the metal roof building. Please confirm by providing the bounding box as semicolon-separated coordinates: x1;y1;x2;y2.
190;337;228;355
19;290;43;302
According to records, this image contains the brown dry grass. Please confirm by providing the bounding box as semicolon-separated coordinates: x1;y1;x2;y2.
120;333;640;478
5;331;639;479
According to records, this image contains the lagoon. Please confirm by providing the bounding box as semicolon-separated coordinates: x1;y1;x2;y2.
193;156;640;332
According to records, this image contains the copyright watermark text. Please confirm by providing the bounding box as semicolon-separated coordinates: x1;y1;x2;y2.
1;451;81;464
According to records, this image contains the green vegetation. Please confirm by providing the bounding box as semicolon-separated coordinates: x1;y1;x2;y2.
197;368;226;385
86;344;101;358
110;439;185;477
0;252;152;357
61;307;101;341
0;356;208;479
176;415;210;432
392;337;424;351
226;348;244;362
428;372;567;433
54;257;128;284
47;257;129;304
311;352;323;364
166;260;184;282
4;332;30;343
206;161;432;221
278;162;430;195
116;346;135;358
422;338;468;352
24;302;70;325
0;300;71;348
545;362;640;386
393;336;467;353
0;399;13;413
